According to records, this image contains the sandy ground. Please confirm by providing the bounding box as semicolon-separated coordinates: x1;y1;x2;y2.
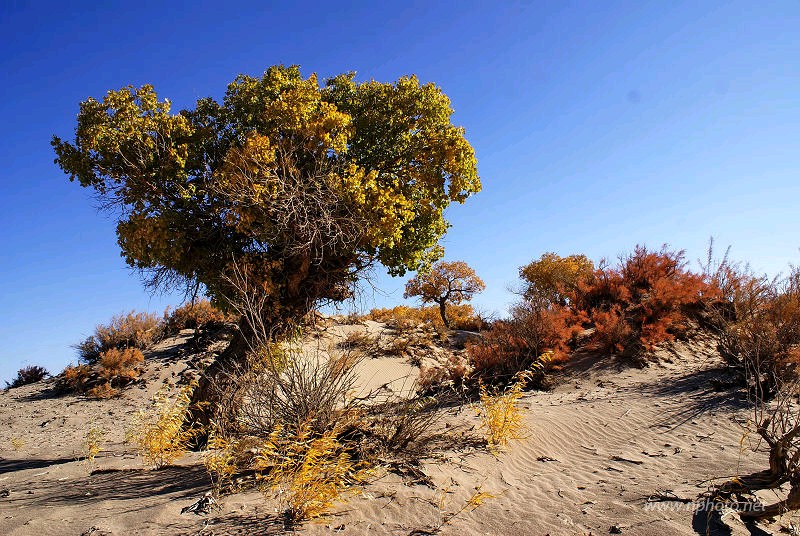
0;324;789;536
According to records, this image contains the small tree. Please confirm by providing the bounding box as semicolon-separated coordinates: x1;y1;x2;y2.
404;261;485;328
519;252;594;306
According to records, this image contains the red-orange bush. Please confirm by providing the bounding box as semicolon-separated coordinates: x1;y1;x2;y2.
578;245;713;357
466;300;581;383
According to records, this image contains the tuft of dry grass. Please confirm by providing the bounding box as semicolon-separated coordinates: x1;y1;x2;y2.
477;371;530;451
128;380;199;468
254;423;367;525
338;330;376;350
83;426;105;469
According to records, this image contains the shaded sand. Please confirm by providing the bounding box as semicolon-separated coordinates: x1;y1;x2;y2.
0;326;786;535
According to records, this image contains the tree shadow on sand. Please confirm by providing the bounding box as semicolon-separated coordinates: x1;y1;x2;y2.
6;465;208;510
200;512;286;535
0;456;76;474
640;366;749;432
691;500;772;536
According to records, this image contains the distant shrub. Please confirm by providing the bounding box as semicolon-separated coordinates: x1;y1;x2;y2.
98;347;144;382
5;365;49;389
162;299;234;336
54;364;93;394
75;310;161;363
366;304;482;332
55;348;144;398
579;245;712;357
466;300;580;383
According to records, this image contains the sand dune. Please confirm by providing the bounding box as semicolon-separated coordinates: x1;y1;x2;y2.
0;326;783;535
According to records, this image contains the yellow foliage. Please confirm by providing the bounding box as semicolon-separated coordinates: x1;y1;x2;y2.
10;437;24;451
254;423;367;524
203;429;240;495
83;426;104;468
477;372;530;451
128;380;199;468
519;252;594;305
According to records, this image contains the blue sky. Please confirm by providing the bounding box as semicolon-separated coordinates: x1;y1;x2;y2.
1;0;798;382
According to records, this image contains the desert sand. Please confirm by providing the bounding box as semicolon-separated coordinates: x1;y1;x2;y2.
0;321;784;535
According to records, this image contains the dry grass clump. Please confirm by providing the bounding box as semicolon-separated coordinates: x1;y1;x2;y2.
418;354;470;393
477;372;530;451
75;310;161;364
57;348;145;398
5;365;49;389
337;329;377;350
230;343;364;436
128;380;199;468
255;423;367;526
162;299;235;336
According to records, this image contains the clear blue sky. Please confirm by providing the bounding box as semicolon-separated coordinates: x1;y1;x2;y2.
1;0;798;383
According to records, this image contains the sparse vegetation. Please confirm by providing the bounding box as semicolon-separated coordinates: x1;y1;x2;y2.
5;365;49;389
83;426;105;469
128;380;199;468
366;303;484;333
74;310;161;364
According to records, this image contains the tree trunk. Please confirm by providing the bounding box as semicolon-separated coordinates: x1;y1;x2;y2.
188;317;252;441
438;300;450;329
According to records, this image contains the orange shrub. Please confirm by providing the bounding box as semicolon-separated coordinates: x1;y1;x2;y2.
98;347;144;382
55;364;93;394
467;300;582;383
162;299;234;336
75;310;162;363
578;245;712;356
717;267;800;397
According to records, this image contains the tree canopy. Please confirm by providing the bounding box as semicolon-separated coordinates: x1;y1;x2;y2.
519;253;594;306
404;260;485;327
53;65;481;322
